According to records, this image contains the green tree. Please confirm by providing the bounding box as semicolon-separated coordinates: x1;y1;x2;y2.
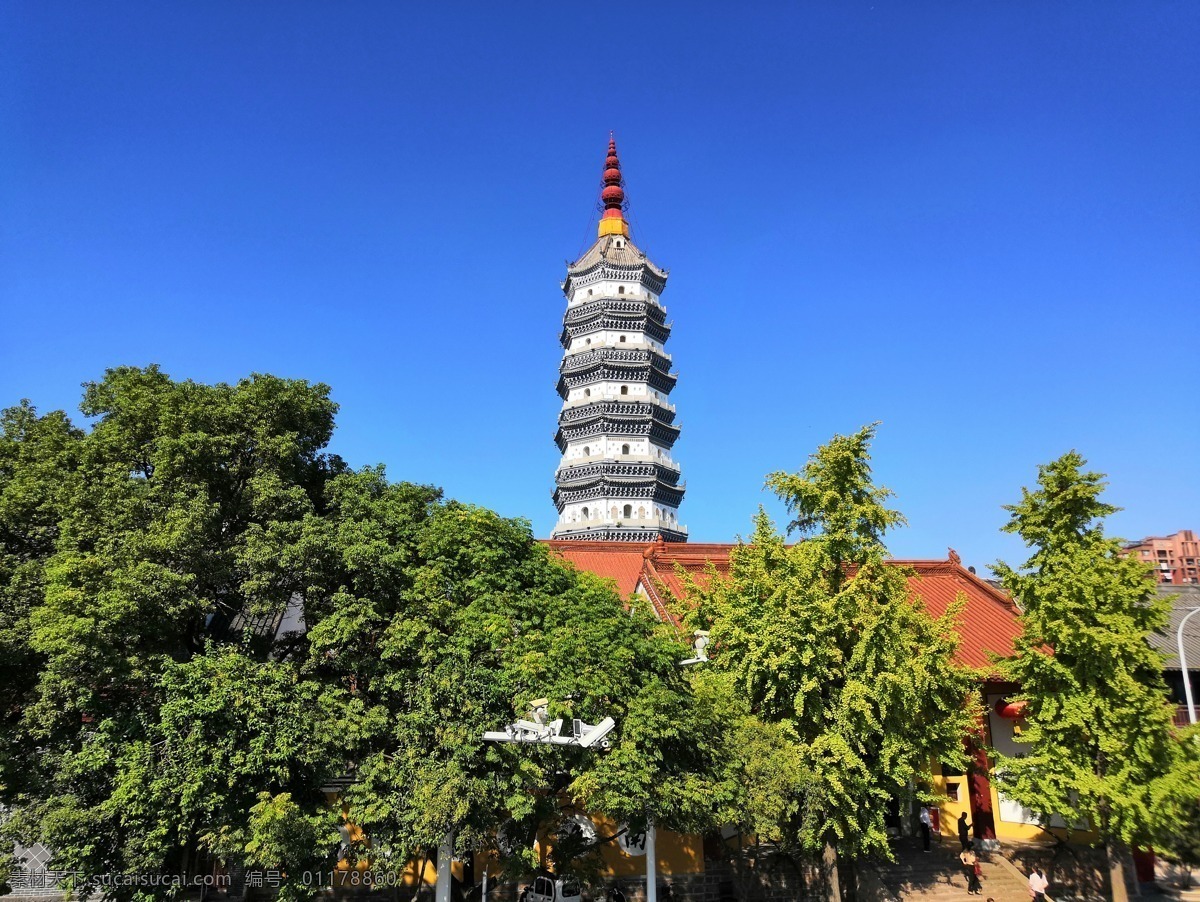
1151;747;1200;890
994;451;1199;901
0;400;86;887
289;472;728;889
0;367;351;900
0;402;83;782
682;425;979;900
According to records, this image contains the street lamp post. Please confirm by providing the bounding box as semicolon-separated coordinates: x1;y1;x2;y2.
1178;607;1200;726
436;832;454;902
481;699;619;900
645;823;658;902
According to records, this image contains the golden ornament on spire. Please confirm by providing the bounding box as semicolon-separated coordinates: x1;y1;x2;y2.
597;134;629;238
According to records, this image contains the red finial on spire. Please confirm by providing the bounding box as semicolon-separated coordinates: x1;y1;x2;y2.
597;134;629;238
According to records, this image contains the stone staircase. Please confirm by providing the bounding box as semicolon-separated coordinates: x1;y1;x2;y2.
873;837;1034;901
1154;861;1200;901
1152;883;1200;902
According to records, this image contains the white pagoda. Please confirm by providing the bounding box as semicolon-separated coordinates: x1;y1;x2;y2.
551;137;686;542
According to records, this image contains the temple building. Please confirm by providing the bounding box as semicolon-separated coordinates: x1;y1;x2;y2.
550;138;686;543
546;538;1055;853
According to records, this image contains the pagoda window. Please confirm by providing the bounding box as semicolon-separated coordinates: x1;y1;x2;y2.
621;444;630;455
583;446;590;456
584;388;591;397
582;507;589;519
618;286;625;294
623;504;632;518
588;289;593;296
619;335;626;342
620;385;628;395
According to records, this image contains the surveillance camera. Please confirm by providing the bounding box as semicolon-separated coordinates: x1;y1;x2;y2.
575;716;616;749
679;629;712;665
528;697;550;725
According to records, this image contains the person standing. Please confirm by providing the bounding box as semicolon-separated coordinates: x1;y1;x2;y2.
959;848;982;895
919;806;932;852
957;812;972;852
1028;866;1049;901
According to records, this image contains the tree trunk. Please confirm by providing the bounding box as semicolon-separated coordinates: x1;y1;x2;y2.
461;852;475;900
823;842;841;902
180;837;196;900
836;855;858;902
754;834;760;902
412;848;431;902
1107;842;1129;902
735;831;748;901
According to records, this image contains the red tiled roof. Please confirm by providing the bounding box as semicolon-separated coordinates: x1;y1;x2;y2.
545;540;648;598
892;560;1023;672
543;539;1023;673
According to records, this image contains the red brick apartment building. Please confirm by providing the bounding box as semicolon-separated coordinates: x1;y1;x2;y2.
1123;530;1200;584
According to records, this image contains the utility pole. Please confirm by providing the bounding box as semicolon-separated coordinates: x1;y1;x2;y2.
436;831;454;902
482;698;619;900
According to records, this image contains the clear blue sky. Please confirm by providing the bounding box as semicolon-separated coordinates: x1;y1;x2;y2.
3;3;1198;573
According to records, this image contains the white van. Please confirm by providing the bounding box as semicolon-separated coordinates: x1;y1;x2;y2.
525;874;582;902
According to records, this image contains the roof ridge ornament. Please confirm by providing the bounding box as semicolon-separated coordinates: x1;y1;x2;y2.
598;134;630;239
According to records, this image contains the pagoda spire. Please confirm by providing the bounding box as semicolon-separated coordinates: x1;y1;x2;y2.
597;133;630;238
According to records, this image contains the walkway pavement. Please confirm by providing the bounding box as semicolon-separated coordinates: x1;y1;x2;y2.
874;836;1035;901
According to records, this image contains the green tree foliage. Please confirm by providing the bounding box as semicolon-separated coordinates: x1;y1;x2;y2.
288;473;726;877
1152;750;1200;882
0;367;352;900
1;366;724;897
0;402;82;768
993;451;1200;900
681;425;979;895
241;793;343;902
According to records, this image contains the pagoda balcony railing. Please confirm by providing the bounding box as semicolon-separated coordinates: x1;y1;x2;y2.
553;484;686;508
556;418;680;440
553;475;687;495
563;337;668;356
559;451;680;470
555;460;681;484
560;347;673;375
553;517;687;536
559;398;676;418
564;297;667;323
565;263;667;297
554;421;681;452
561;319;671;347
558;367;677;396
